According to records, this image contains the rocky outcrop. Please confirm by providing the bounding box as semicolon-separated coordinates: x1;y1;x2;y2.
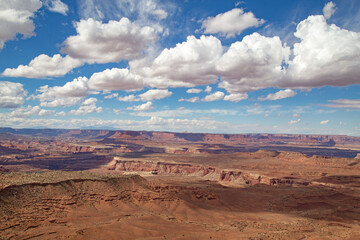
0;174;176;239
0;166;9;172
69;146;95;153
108;159;267;185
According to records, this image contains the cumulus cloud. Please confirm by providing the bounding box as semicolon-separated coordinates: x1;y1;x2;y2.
133;35;223;88
0;81;27;108
320;120;330;124
201;8;264;38
138;89;172;101
36;77;93;107
128;101;154;111
289;119;301;125
321;99;360;109
217;33;290;93
186;88;202;94
88;68;145;91
284;15;360;88
2;54;84;78
0;115;256;134
54;111;66;117
131;108;238;118
178;97;199;103
118;94;140;102
82;97;98;106
104;93;119;99
213;14;360;93
259;89;296;101
323;2;336;20
44;0;68;15
202;91;225;102
117;89;172;102
9;105;54;118
204;86;212;93
69;98;102;115
0;0;42;49
224;93;248;102
61;18;158;64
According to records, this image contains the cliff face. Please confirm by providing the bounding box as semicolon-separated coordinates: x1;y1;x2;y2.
107;159;284;186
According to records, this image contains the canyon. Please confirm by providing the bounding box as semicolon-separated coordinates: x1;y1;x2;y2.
0;128;360;239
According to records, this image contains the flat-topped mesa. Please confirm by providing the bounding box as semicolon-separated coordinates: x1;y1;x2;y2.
107;159;280;186
69;146;96;153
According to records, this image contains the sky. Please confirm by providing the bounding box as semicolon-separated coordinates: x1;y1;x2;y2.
0;0;360;135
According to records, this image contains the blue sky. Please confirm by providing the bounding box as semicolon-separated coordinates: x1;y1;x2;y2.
0;0;360;135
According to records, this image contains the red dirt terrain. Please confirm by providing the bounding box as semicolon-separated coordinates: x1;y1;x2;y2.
0;128;360;239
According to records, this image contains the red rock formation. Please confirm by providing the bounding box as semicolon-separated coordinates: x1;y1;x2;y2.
0;166;9;172
108;159;265;185
69;146;95;153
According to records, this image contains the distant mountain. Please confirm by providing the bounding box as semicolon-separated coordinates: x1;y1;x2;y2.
0;127;360;145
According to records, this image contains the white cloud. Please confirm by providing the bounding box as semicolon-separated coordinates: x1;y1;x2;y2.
132;108;238;118
69;98;102;115
259;89;296;101
9;105;54;118
178;97;199;103
211;15;360;92
321;99;360;109
2;54;84;78
245;104;281;115
289;119;301;125
88;68;145;91
0;0;42;49
78;0;169;24
224;93;248;102
320;120;330;124
82;97;98;106
44;0;68;15
202;91;225;102
54;111;66;117
36;77;93;107
0;115;256;134
235;1;244;7
285;15;360;88
186;88;202;94
134;35;223;88
204;86;212;93
323;2;336;20
128;101;153;111
40;98;84;108
104;93;118;99
217;33;290;93
0;81;27;108
118;94;140;102
292;113;299;118
201;8;265;38
61;18;158;64
138;89;172;101
152;9;167;20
